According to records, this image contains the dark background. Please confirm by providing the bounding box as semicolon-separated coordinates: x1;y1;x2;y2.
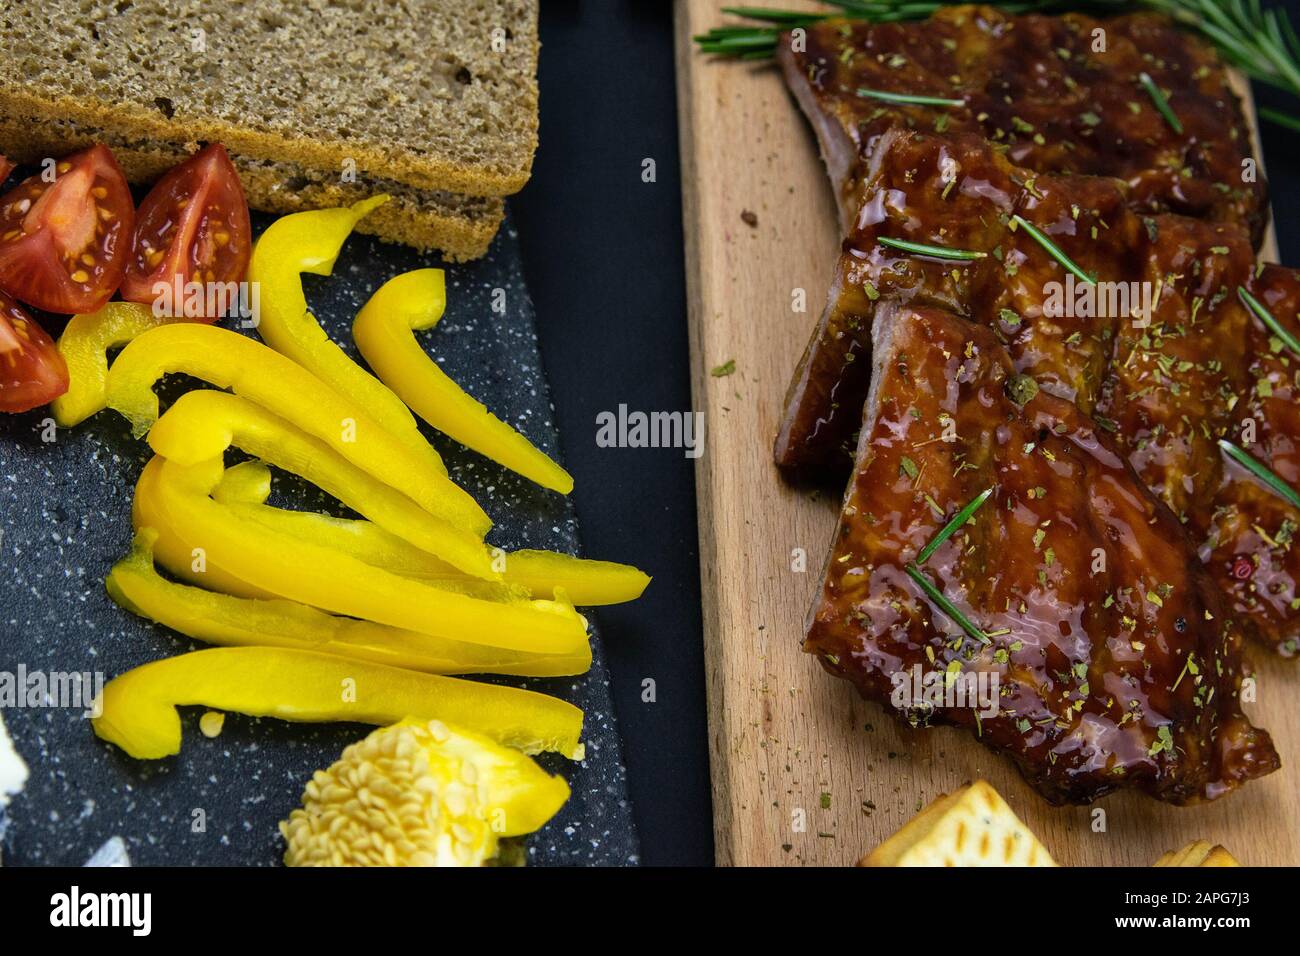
510;0;1300;867
513;2;714;866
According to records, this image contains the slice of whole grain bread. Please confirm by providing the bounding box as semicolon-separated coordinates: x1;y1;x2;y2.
0;0;539;199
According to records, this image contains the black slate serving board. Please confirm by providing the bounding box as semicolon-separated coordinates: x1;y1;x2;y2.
0;207;639;866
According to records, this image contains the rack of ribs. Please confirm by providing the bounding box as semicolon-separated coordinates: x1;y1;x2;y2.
778;5;1268;246
804;301;1279;804
778;125;1300;656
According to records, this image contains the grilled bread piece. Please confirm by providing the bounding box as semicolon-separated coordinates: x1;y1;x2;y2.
859;780;1057;867
0;0;537;258
1154;841;1241;866
805;301;1278;804
778;6;1266;245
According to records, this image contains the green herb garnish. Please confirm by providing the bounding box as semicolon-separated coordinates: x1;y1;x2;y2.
1005;373;1040;405
905;563;992;645
1238;286;1300;358
1219;438;1300;511
1010;214;1097;285
1138;71;1184;133
878;235;987;261
916;487;994;565
855;87;965;107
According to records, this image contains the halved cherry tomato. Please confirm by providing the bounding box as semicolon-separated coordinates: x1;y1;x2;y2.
0;145;134;314
119;144;251;313
0;290;68;412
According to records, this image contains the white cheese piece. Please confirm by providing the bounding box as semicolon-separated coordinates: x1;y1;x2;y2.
85;836;132;867
0;711;29;809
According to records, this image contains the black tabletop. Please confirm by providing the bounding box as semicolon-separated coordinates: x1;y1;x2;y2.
512;2;714;866
511;0;1300;868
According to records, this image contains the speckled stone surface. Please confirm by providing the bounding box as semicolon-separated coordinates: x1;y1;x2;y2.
0;208;639;866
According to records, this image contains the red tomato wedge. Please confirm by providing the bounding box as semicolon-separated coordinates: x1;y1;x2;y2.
119;144;251;313
0;290;68;412
0;145;134;314
0;154;13;183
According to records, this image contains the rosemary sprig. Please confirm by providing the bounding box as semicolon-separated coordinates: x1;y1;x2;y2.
1010;214;1097;285
904;563;992;644
1138;71;1184;134
856;87;966;107
1218;438;1300;511
695;1;1300;131
916;487;994;564
878;235;987;260
1238;286;1300;357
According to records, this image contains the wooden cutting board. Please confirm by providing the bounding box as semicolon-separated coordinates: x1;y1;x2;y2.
673;0;1294;867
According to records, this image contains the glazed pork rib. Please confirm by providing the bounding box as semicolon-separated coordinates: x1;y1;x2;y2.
1200;264;1300;657
778;128;1300;655
778;5;1267;245
805;301;1279;804
776;127;1141;475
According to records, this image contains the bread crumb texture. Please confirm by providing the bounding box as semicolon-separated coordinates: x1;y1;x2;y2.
0;0;540;198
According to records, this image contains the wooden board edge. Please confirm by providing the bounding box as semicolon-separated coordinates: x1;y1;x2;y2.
672;0;739;867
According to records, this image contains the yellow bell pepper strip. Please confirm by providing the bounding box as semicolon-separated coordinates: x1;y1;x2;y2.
51;302;174;426
281;718;570;866
209;461;651;604
211;459;272;506
133;456;277;599
247;198;447;480
493;551;651;606
144;457;520;601
91;647;586;761
142;455;590;655
107;530;592;677
148;390;493;579
104;323;489;536
353;269;575;494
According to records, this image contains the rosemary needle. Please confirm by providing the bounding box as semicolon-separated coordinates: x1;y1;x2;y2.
916;487;994;564
1218;439;1300;511
878;235;987;260
905;563;992;645
1010;214;1097;285
1138;71;1184;134
1238;286;1300;358
856;87;966;107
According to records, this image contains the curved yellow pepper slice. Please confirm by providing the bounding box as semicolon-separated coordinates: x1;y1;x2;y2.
91;646;586;760
281;719;570;866
148;389;492;578
140;455;589;656
247;197;446;480
108;530;592;677
211;459;272;506
353;269;574;494
52;302;173;427
104;323;489;535
211;460;651;605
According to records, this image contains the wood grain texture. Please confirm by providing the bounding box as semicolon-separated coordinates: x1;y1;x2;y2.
674;0;1294;867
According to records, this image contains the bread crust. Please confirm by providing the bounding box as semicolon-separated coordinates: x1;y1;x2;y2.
0;123;504;261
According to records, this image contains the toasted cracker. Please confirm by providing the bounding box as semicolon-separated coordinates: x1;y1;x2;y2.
859;780;1057;867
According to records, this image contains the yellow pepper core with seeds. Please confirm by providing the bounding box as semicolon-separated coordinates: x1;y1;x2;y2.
281;718;570;867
